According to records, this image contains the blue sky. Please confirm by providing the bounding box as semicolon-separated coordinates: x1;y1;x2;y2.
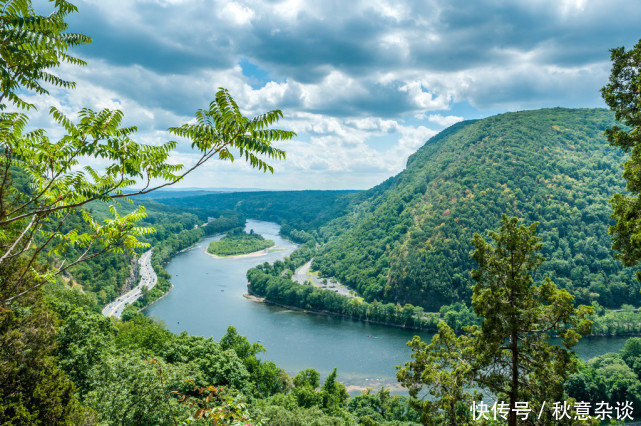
27;0;641;190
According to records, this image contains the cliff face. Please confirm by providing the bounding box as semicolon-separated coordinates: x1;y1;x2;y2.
122;254;139;293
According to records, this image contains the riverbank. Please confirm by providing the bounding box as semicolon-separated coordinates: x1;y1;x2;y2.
245;289;434;332
206;246;273;260
139;283;174;312
146;219;632;398
246;287;641;338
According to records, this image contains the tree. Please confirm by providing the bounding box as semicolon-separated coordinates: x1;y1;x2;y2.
0;0;295;307
0;1;294;423
397;322;479;425
56;308;116;395
601;38;641;281
621;337;641;369
398;215;593;425
293;368;321;389
471;215;593;425
0;291;91;424
320;368;349;414
0;0;90;111
0;87;293;304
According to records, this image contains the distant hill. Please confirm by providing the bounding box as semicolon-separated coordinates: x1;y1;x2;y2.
313;108;640;310
124;187;273;200
156;190;360;243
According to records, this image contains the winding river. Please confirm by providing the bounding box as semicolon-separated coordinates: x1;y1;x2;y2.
146;220;629;393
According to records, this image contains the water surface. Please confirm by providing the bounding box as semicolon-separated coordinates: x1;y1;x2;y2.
146;220;629;391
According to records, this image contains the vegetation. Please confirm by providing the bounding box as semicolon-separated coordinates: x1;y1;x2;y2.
552;39;641;421
131;210;245;309
247;249;447;330
37;296;422;425
312;108;639;310
49;200;244;307
0;0;293;304
397;216;594;425
0;0;294;423
249;267;440;329
590;304;641;335
2;2;640;423
565;337;641;419
208;230;275;257
158;190;359;244
602;38;641;283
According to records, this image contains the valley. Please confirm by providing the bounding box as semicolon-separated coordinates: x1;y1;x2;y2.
4;3;641;423
145;220;630;393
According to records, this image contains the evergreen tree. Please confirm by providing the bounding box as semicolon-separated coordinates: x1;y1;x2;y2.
602;38;641;282
397;322;479;425
398;215;594;425
471;215;593;425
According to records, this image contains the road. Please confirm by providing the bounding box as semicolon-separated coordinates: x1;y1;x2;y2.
102;249;157;318
292;259;353;297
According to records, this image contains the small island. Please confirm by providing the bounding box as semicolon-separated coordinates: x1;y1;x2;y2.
207;230;275;257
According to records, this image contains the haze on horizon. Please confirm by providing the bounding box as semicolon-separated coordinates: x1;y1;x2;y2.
27;0;641;190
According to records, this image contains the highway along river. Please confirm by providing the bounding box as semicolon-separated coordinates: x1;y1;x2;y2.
146;220;629;392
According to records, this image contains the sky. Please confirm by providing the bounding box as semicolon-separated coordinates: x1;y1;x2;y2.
26;0;641;190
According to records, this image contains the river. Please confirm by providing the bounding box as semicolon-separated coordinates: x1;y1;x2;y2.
146;220;630;393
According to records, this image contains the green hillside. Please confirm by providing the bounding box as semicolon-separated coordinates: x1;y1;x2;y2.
313;108;640;310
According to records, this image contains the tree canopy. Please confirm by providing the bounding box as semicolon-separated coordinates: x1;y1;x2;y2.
602;38;641;282
0;0;295;306
398;216;593;425
313;108;639;310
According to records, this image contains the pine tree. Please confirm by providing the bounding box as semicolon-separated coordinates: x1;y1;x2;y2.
471;215;593;425
398;215;594;425
601;38;641;282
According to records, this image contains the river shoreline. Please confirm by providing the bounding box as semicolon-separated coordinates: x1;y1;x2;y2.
139;283;174;313
244;291;641;338
205;246;274;260
146;220;633;394
244;289;435;332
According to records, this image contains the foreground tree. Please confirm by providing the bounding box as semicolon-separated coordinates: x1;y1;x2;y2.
398;216;594;425
601;38;641;281
397;322;479;425
0;0;294;423
0;1;294;306
471;215;593;425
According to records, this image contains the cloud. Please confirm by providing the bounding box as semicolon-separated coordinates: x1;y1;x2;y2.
426;114;464;127
21;0;641;189
68;0;641;116
219;2;255;26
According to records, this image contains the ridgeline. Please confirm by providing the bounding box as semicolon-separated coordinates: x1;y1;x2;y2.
313;108;639;310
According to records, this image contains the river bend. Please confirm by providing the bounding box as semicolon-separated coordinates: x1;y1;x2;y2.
146;220;628;392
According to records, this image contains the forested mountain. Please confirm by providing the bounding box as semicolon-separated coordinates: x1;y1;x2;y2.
312;108;640;310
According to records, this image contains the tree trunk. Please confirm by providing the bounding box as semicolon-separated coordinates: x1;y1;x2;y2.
509;331;518;426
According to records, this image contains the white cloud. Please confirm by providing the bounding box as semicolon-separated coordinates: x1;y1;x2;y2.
219;2;255;26
21;0;640;189
397;126;438;152
399;81;451;110
427;114;464;127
